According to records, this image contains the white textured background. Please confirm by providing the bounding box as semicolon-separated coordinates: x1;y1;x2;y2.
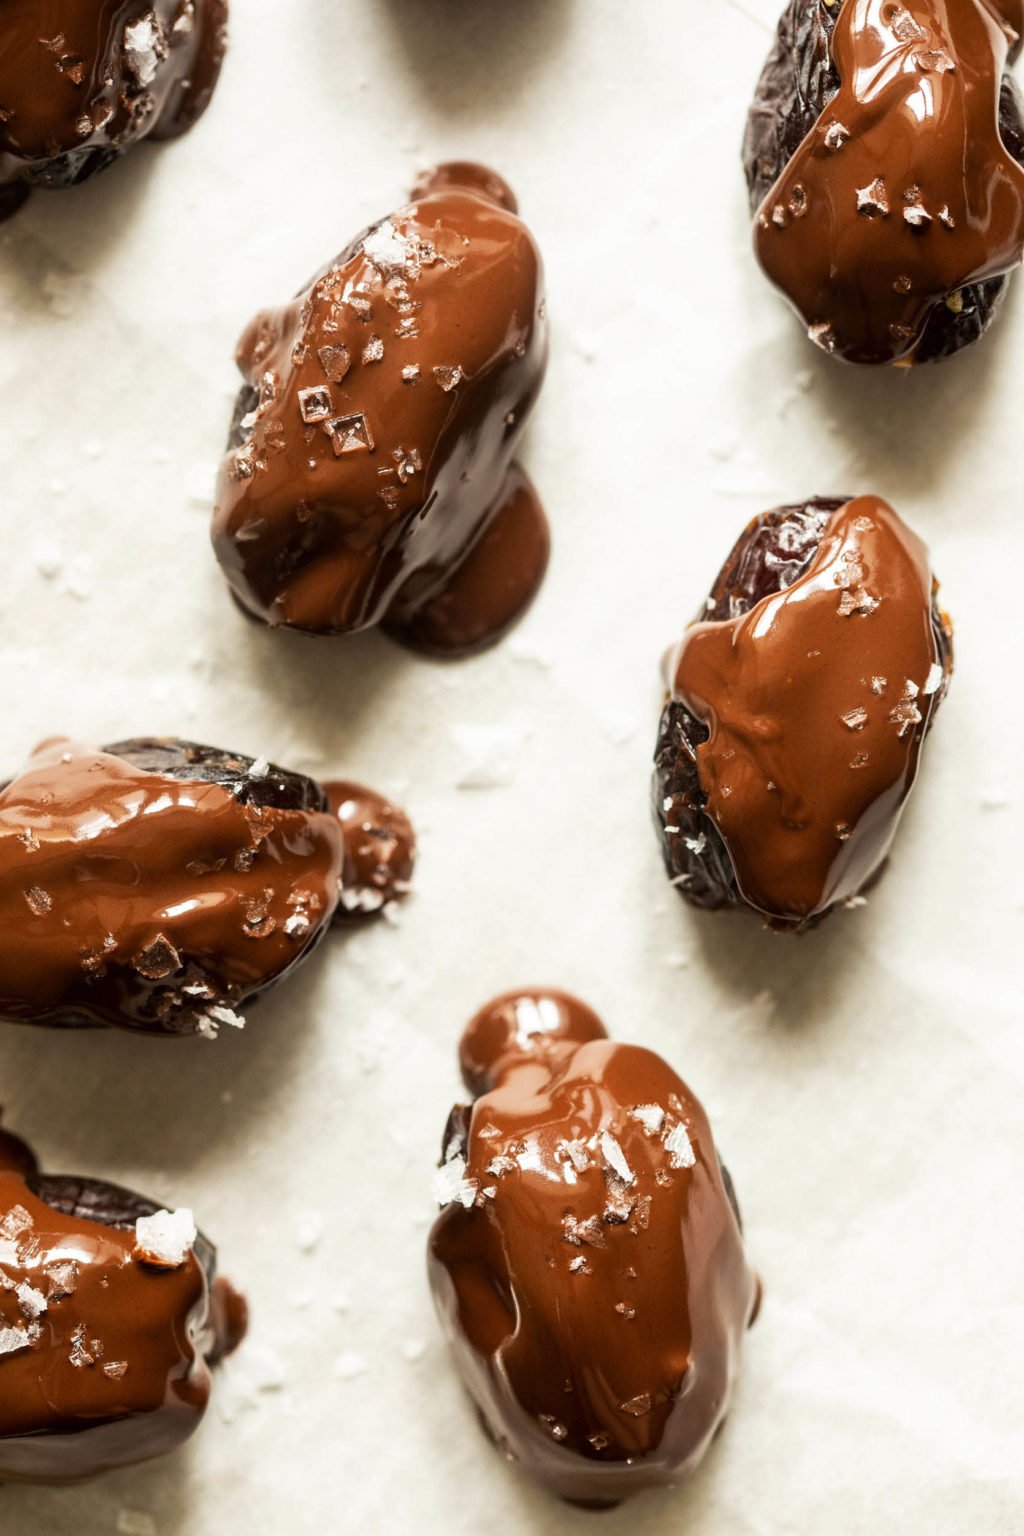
0;1;1022;1531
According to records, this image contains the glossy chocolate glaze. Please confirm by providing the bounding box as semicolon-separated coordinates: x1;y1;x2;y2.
0;0;228;218
653;496;953;928
324;780;416;921
0;737;344;1036
429;989;759;1507
0;1122;242;1483
211;162;549;656
745;0;1024;363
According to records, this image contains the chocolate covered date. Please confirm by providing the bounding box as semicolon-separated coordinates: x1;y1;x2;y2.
0;1;228;222
0;1120;245;1483
653;495;953;928
743;0;1024;363
429;989;759;1507
0;736;345;1035
211;161;549;656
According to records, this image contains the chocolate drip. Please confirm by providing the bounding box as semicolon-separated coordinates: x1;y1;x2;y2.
211;162;550;655
654;496;953;926
324;780;416;921
0;1122;243;1484
0;737;344;1035
429;989;759;1507
745;0;1024;363
0;1;228;218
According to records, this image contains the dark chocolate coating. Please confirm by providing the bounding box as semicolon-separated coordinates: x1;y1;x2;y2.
0;1;228;218
429;990;759;1507
210;162;550;656
743;0;1024;362
0;736;344;1035
0;1123;243;1484
653;497;953;927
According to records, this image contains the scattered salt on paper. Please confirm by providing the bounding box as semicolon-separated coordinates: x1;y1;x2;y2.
335;1351;368;1381
296;1211;324;1252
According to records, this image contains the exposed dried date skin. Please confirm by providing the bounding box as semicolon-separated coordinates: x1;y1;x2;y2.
743;0;1024;363
653;497;953;928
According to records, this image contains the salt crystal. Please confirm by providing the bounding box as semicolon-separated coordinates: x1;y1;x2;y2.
841;707;868;731
32;541;62;579
134;1208;196;1268
0;1324;37;1357
248;756;270;780
15;1281;47;1320
562;1214;606;1248
133;934;181;981
629;1104;665;1137
104;1360;128;1379
452;724;521;790
683;832;706;855
599;1132;635;1186
620;1392;652;1417
568;1256;591;1275
539;1415;568;1441
856;178;889;217
922;662;943;695
431;1152;477;1209
664;1122;696;1169
614;1302;636;1319
45;1259;78;1299
362;221;415;278
0;1205;33;1240
324;412;374;456
296;1211;323;1252
123;12;167;86
24;886;53;916
184;462;217;507
823;119;849;151
433;364;463;392
401;365;420;384
317;344;351;383
335;1351;367;1381
68;1323;94;1368
361;335;384;365
870;675;887;695
298;385;333;424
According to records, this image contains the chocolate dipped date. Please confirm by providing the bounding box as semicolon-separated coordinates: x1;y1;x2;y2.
653;495;953;928
0;1120;244;1483
743;0;1024;363
0;1;228;222
211;161;550;656
428;989;759;1508
0;736;345;1036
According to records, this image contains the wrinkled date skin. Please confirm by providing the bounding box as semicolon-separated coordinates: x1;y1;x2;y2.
742;0;1024;362
0;736;344;1036
653;498;954;928
0;0;228;221
211;162;550;657
0;1123;245;1483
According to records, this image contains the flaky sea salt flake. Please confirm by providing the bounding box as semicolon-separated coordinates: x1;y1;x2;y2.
134;1208;197;1268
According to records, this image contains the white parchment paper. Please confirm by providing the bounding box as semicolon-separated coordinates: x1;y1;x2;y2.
0;1;1022;1532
